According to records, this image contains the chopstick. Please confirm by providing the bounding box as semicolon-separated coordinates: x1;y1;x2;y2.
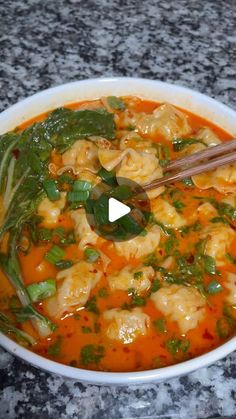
142;139;236;192
163;138;236;173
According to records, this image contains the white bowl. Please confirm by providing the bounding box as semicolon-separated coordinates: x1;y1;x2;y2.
1;77;236;385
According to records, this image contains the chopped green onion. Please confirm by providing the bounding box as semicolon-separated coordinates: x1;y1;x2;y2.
38;228;53;242
60;231;76;245
58;173;74;185
107;96;126;111
207;280;223;295
55;260;73;270
53;226;65;238
173;138;204;152
80;344;105;365
98;168;117;186
27;279;56;302
84;248;100;263
210;216;229;225
43;179;60;201
85;296;99;314
134;271;143;279
226;253;236;264
73;180;92;191
216;317;232;338
47;335;63;356
202;255;217;275
81;326;92;334
182;177;194;187
150;279;161;293
98;287;109;298
173;200;186;211
153;318;167;334
67;190;89;202
132;294;146;307
44;245;65;264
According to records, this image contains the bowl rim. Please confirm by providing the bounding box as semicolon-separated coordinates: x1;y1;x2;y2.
0;76;236;385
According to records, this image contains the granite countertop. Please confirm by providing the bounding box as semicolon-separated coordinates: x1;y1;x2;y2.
0;0;236;418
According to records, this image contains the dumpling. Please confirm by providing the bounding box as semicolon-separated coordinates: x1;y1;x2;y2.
193;164;236;193
98;149;125;171
119;132;157;155
98;148;164;199
136;103;192;140
116;149;163;189
103;308;150;344
45;261;102;318
197;202;218;221
37;192;66;226
60;140;100;174
151;198;186;228
70;208;99;249
108;265;155;294
151;285;206;334
195;127;221;147
114;225;161;259
225;272;236;305
200;224;235;266
222;195;236;207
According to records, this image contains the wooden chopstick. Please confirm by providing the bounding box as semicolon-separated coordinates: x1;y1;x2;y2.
164;138;236;173
143;149;236;192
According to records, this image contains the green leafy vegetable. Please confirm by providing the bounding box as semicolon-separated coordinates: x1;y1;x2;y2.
27;279;56;302
0;252;55;337
80;344;105;365
107;96;126;111
44;108;116;152
0;312;36;346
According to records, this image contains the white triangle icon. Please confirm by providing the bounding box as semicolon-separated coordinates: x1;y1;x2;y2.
108;197;131;222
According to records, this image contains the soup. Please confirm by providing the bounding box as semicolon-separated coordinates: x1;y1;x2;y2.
0;96;236;372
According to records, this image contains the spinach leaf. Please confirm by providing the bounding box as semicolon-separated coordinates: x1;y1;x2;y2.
45;108;115;152
107;96;126;111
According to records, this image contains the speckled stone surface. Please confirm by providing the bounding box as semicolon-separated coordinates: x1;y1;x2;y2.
1;0;236;418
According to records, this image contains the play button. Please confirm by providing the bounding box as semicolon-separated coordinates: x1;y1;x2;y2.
108;197;131;222
85;177;151;242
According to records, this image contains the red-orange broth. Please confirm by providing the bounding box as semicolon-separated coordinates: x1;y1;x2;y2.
0;96;236;372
